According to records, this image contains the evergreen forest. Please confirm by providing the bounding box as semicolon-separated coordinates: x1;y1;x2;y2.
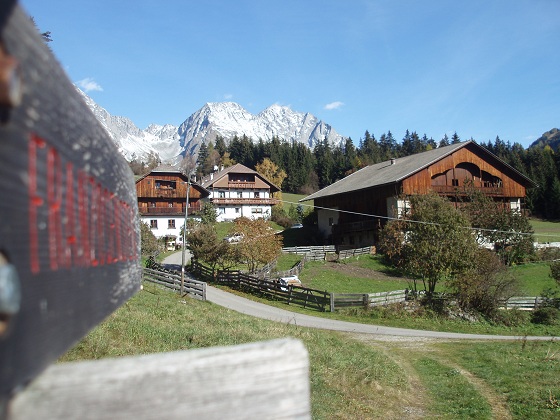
137;129;560;221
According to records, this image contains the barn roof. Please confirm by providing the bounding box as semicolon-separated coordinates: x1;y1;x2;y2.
301;141;535;201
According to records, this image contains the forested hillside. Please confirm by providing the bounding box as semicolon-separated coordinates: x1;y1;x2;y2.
134;129;560;220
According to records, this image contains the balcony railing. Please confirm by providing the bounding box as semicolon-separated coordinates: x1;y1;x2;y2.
211;198;278;206
228;182;256;189
332;220;378;234
155;188;178;198
431;185;504;196
139;205;201;216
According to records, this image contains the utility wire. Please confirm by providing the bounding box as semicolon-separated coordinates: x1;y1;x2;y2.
279;199;560;240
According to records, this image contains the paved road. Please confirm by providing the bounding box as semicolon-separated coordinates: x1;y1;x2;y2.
162;252;558;341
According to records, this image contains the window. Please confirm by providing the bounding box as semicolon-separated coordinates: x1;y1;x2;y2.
452;179;459;187
168;219;175;229
218;191;225;198
237;192;243;198
218;207;225;215
235;208;240;214
251;208;263;214
150;220;158;229
150;202;155;207
254;192;260;198
168;202;173;207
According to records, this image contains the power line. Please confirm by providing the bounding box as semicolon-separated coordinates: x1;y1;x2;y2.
279;199;560;239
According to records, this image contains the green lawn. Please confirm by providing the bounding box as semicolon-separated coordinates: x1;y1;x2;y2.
531;218;560;243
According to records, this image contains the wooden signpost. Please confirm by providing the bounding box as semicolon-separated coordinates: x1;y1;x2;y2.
0;3;311;419
0;1;141;408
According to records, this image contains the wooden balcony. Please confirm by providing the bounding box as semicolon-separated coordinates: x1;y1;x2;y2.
211;198;278;206
139;204;201;216
431;185;505;197
228;181;256;189
332;220;378;235
155;188;179;198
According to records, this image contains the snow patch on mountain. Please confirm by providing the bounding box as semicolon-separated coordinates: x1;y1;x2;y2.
78;90;346;164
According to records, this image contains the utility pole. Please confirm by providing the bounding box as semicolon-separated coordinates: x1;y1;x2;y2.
180;174;192;295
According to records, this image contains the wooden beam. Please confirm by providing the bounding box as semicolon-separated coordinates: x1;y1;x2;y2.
8;338;311;420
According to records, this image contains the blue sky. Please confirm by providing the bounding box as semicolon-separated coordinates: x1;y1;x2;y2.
22;0;560;148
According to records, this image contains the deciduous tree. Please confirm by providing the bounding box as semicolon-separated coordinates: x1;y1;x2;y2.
231;217;283;273
379;193;478;298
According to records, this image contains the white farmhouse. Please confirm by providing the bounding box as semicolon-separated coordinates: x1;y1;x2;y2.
201;163;280;222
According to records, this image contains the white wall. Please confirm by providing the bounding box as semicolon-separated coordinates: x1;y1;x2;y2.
317;208;339;237
141;216;183;239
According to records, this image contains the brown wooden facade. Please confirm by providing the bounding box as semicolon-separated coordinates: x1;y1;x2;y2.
310;142;535;247
136;169;209;217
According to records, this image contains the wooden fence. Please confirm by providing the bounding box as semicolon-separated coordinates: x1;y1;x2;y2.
501;297;545;310
143;268;206;301
192;262;330;312
331;290;408;310
282;245;374;261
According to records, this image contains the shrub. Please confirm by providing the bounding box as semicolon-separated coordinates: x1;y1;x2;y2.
448;249;521;319
491;309;530;327
531;306;560;325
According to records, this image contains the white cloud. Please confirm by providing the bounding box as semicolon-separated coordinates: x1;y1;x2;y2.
324;101;344;110
77;78;103;93
223;93;233;100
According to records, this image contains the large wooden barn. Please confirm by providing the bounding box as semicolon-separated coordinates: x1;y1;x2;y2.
302;141;536;247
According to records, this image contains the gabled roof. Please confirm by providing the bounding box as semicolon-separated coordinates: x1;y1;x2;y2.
201;163;281;192
135;165;210;196
301;141;535;201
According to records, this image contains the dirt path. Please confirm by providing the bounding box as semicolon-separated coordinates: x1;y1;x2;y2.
351;333;513;419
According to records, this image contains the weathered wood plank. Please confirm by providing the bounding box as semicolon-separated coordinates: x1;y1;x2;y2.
0;4;141;399
9;338;311;420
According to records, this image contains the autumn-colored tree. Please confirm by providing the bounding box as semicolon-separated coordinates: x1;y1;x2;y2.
186;223;231;271
231;217;283;273
255;158;287;201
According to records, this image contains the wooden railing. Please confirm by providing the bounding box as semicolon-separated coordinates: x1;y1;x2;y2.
431;185;505;196
139;205;201;215
191;262;330;312
211;197;278;206
142;268;206;300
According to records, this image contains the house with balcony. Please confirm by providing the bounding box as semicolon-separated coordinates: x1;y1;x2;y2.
136;165;210;245
301;141;536;247
201;163;280;222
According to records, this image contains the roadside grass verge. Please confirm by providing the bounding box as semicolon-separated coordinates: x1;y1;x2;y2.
436;340;560;419
61;284;408;419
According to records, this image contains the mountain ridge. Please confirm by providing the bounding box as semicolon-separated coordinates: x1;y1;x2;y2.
78;90;346;165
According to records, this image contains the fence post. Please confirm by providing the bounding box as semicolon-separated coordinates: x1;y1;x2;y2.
330;293;335;312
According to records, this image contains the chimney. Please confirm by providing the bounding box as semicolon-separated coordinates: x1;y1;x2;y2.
390;158;396;165
210;173;214;180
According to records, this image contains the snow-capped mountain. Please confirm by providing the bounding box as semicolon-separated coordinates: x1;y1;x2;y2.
78;90;346;164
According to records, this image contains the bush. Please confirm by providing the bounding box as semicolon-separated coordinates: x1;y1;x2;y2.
271;205;294;229
448;249;521;319
491;309;530;327
531;306;560;325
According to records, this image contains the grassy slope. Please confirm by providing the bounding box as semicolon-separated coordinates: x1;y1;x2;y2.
62;285;408;419
63;285;560;419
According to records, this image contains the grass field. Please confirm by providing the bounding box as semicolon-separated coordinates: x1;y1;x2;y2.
531;218;560;243
63;286;560;419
